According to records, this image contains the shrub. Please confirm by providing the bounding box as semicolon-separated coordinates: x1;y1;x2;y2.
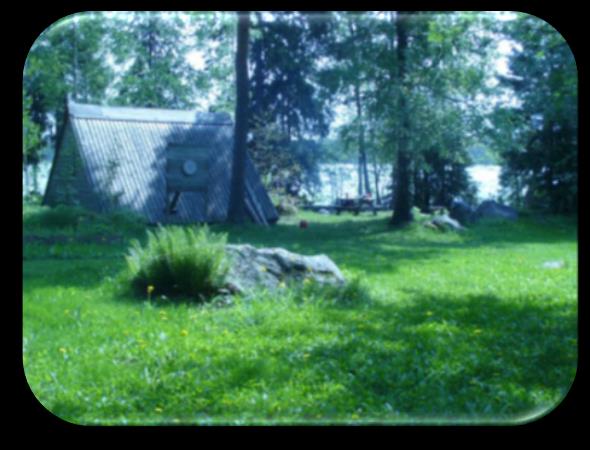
273;194;299;216
124;226;229;302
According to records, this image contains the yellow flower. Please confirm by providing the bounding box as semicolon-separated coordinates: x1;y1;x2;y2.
147;285;155;295
180;329;189;337
59;347;67;353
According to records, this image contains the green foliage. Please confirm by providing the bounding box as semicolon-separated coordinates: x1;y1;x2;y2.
410;206;431;223
22;91;41;161
110;12;201;109
491;13;577;214
272;194;299;216
124;226;229;302
24;12;113;139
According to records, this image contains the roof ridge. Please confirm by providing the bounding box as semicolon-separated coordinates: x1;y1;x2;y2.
68;100;233;125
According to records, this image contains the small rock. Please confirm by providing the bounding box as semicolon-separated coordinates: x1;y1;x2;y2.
542;260;565;269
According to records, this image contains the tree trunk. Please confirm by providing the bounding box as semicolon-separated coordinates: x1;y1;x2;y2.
32;162;39;195
357;152;363;197
72;17;79;101
354;83;370;197
391;12;412;226
23;159;30;196
372;153;381;205
227;11;251;224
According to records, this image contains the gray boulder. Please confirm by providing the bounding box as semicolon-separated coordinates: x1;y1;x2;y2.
475;200;518;221
428;214;465;232
450;199;476;223
224;244;345;295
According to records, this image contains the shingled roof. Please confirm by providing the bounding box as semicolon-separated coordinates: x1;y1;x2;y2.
43;101;279;224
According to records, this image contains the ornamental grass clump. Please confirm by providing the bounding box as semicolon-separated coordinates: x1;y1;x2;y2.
125;226;228;302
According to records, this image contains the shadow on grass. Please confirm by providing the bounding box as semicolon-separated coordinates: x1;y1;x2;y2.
299;291;577;421
214;215;577;276
199;289;577;423
24;214;577;294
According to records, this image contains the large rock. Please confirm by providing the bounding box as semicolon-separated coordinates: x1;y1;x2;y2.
224;244;345;295
475;200;518;221
450;198;476;223
428;214;465;232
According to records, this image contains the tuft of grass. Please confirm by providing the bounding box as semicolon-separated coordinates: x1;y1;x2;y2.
124;225;228;302
292;276;373;307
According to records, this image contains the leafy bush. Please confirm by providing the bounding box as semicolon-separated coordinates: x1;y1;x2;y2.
124;226;229;302
275;195;299;216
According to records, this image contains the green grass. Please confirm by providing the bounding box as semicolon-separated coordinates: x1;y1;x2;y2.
22;210;578;425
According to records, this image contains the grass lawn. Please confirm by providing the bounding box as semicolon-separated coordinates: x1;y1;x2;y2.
22;207;578;425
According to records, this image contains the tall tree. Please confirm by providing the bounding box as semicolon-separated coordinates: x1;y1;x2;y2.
491;14;577;213
323;12;377;197
23;12;112;193
227;12;251;223
24;13;112;138
248;12;333;197
390;11;413;226
111;12;198;109
23;90;42;195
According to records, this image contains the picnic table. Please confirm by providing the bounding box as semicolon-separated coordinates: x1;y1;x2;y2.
335;197;377;215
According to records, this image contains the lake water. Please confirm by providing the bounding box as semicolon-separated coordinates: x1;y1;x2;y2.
23;159;501;205
312;163;501;204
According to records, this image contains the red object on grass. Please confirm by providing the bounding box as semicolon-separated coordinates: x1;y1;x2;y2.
299;220;309;229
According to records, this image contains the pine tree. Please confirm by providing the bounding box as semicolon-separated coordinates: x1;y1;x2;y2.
111;12;198;109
